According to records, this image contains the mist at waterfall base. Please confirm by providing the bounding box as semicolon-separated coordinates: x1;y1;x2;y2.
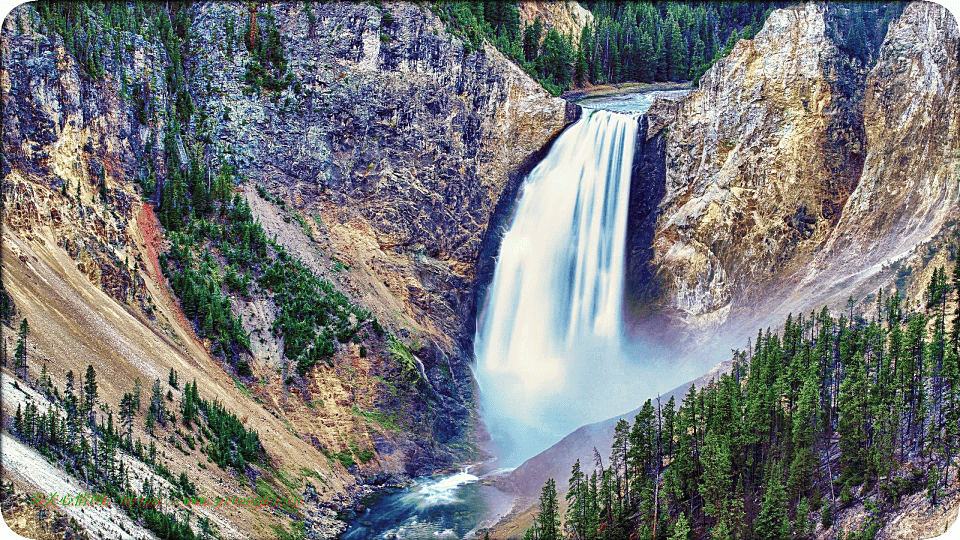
475;106;692;468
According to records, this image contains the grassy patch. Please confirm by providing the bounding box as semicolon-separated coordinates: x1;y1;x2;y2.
331;258;349;273
276;468;298;491
270;521;305;540
334;450;355;469
293;213;311;237
255;477;280;501
354;406;401;432
298;466;327;486
232;377;252;400
388;335;419;380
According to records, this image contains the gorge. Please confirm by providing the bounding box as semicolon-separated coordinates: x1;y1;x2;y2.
1;1;959;539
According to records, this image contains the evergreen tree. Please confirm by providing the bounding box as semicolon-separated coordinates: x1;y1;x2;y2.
611;418;630;512
537;478;561;540
952;258;960;353
796;496;812;538
14;404;22;436
838;353;868;480
133;377;142;412
83;364;98;424
670;511;690;540
523;17;543;62
566;459;590;540
755;467;790;540
120;392;136;447
14;318;28;379
149;378;166;427
666;17;685;80
699;431;735;537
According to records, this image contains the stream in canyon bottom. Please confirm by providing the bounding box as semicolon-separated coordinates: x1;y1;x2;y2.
343;89;686;539
341;470;514;540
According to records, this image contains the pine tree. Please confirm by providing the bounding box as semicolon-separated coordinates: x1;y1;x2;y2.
120;392;136;447
755;467;790;540
670;511;690;540
14;404;23;436
789;361;819;499
537;478;561;540
133;377;142;412
14;318;28;379
522;17;543;62
796;496;812;538
952;258;960;353
611;418;630;512
149;378;166;427
699;431;735;537
904;313;927;454
83;365;98;424
838;353;867;479
566;459;590;540
943;258;960;490
667;17;685;80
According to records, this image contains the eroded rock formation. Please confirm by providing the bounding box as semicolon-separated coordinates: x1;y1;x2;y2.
628;1;959;350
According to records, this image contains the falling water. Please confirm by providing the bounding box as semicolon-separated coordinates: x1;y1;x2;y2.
474;108;642;466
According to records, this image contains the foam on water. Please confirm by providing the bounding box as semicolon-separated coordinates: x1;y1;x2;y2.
402;471;479;507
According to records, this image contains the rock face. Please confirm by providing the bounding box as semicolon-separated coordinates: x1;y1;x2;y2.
189;0;575;347
1;10;168;316
628;1;960;350
186;0;577;455
517;0;593;39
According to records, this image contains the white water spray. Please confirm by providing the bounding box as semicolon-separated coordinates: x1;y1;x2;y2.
475;108;645;466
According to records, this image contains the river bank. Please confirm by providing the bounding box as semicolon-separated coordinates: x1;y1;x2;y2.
562;81;692;102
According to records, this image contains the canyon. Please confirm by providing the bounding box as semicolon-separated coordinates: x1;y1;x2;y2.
1;1;959;539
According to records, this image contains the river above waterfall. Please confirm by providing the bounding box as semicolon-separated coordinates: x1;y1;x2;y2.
577;88;690;113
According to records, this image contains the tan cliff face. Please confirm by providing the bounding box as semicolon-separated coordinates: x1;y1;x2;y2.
632;1;960;350
517;1;593;40
796;2;960;311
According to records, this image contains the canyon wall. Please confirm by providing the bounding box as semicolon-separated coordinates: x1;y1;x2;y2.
629;1;959;350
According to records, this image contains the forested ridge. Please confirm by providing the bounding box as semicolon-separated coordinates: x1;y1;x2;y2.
522;259;960;540
436;1;906;96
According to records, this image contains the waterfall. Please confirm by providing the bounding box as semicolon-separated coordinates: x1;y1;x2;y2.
475;108;641;466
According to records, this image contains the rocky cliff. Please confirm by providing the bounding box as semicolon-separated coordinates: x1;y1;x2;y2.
1;1;577;538
185;0;578;453
628;1;959;352
517;0;592;40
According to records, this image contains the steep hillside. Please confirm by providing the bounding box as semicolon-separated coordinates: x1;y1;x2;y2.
0;1;577;538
